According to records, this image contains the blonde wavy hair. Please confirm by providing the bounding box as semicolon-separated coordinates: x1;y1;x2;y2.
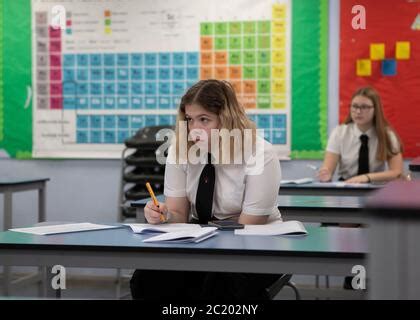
174;79;256;164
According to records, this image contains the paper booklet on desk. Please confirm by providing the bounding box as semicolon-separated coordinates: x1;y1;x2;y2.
9;223;119;235
124;223;202;234
143;227;218;243
234;220;307;236
281;178;313;185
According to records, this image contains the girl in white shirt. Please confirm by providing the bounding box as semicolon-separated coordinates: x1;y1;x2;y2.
318;87;403;183
130;79;283;300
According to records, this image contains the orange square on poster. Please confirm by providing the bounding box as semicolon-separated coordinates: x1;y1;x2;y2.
104;10;111;17
230;81;243;94
242;96;257;109
243;80;257;94
215;52;228;65
200;52;213;65
214;66;227;79
200;37;213;51
229;66;242;79
200;67;213;79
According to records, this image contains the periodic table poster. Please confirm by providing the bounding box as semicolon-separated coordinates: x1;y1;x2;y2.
31;0;291;158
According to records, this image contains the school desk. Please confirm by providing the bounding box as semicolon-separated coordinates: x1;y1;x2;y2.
0;224;367;298
366;180;420;299
279;181;383;197
131;195;367;224
0;177;49;296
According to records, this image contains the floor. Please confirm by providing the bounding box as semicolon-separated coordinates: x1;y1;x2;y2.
1;270;366;300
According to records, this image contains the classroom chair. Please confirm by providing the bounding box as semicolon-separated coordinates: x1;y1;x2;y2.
266;274;301;300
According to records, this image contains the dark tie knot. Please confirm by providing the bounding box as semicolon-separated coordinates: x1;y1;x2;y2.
360;134;369;145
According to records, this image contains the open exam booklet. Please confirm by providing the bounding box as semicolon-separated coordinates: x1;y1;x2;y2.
280;178;314;185
9;223;119;235
234;220;308;236
125;223;218;243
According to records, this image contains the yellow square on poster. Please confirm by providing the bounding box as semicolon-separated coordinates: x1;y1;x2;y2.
272;95;286;109
272;4;286;19
396;41;410;60
356;59;372;76
370;43;385;60
272;35;285;49
272;65;285;78
272;80;286;94
272;50;285;64
272;21;285;34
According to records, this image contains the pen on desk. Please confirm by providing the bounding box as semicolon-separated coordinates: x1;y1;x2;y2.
306;164;319;171
145;182;165;223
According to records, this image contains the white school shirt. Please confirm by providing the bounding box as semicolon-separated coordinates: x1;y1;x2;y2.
164;139;282;221
326;123;400;180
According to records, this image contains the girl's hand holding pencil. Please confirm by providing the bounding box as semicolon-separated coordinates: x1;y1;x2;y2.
144;182;168;224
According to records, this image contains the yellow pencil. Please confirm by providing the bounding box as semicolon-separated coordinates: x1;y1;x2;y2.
145;182;165;223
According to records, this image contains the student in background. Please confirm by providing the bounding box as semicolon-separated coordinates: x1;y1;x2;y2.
130;79;283;300
318;87;403;183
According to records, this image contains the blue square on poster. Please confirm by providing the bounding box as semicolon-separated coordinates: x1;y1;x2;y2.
159;68;170;80
104;68;115;80
145;97;157;109
131;115;144;129
159;53;171;66
104;54;115;66
272;114;286;129
131;97;143;109
145;115;158;126
117;130;130;143
90;131;102;143
159;82;170;95
272;130;286;144
158;115;172;126
172;52;185;65
117;53;129;66
131;68;142;80
186;52;199;65
104;130;116;144
382;59;397;76
63;54;75;67
132;82;143;95
145;53;157;66
104;83;115;95
63;69;75;81
91;97;102;109
104;97;115;109
117;97;129;109
90;115;102;128
77;115;89;128
131;53;143;66
77;131;88;143
257;115;271;129
63;98;76;109
77;69;88;81
77;97;88;109
159;96;170;109
104;115;116;129
118;115;129;128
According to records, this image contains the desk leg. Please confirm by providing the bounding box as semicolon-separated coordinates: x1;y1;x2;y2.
3;192;12;296
38;184;46;223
